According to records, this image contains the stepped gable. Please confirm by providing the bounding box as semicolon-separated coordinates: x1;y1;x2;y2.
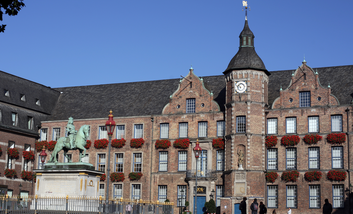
47;75;226;120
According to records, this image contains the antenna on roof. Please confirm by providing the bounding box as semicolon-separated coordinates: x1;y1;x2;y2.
242;1;250;20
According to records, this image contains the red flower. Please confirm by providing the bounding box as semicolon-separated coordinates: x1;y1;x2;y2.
304;171;322;182
130;138;145;148
327;170;347;181
327;133;346;144
112;138;126;148
173;139;190;149
94;139;109;149
7;148;19;159
155;139;171;149
47;141;57;151
22;151;35;161
281;135;300;146
265;172;278;183
129;172;143;180
265;136;278;147
85;140;92;149
35;141;48;152
21;170;33;181
4;169;17;178
212;138;225;149
110;172;124;182
100;173;106;181
281;170;299;182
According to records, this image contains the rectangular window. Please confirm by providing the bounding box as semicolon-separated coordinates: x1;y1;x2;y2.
158;186;167;202
115;153;124;172
97;154;106;172
299;91;311;107
186;98;195;113
160;123;169;139
131;184;141;200
12;112;18;126
332;147;343;169
333;185;344;208
267;118;278;135
27;117;33;130
179;123;188;138
53;128;61;141
286;185;297;208
309;147;320;169
99;126;107;139
309;185;320;208
178;151;187;171
40;128;48;141
99;184;105;197
81;154;89;163
63;154;72;163
133;153;142;172
134;124;143;138
198;122;208;137
286;117;296;134
116;125;125;139
286;148;297;170
216;185;223;207
7;141;15;169
308;116;319;133
23;144;31;171
159;151;168;171
177;185;187;207
217;121;225;137
236;116;246;133
332;115;343;132
216;150;224;171
267;186;278;208
267;148;278;170
113;184;122;199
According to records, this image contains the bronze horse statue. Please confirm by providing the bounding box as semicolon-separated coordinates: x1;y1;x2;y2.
48;125;90;163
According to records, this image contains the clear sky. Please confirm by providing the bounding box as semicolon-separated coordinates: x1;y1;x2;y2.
0;0;352;88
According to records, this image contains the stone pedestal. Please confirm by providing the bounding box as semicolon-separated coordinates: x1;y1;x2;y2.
34;163;104;198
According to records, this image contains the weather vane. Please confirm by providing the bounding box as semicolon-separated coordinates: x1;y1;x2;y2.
242;1;250;20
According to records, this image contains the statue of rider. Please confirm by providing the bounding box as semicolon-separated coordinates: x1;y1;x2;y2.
66;117;77;149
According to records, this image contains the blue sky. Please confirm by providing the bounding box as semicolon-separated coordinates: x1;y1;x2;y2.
0;0;352;88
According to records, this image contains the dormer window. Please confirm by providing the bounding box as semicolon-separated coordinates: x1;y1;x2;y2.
12;113;18;126
4;90;10;97
299;91;311;107
186;98;195;113
36;99;41;106
21;94;26;102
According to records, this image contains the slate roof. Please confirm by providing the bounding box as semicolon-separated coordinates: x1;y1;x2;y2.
47;65;353;121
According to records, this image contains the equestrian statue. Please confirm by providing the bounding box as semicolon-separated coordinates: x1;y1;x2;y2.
48;117;90;163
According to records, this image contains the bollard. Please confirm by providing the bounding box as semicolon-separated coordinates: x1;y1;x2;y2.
66;195;69;214
34;195;38;214
99;196;102;214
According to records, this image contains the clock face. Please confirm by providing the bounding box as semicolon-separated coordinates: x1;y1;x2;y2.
235;81;247;93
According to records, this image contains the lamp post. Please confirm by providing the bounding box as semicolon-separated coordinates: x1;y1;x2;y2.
193;140;202;214
209;189;215;200
105;110;116;214
180;189;185;214
39;146;47;169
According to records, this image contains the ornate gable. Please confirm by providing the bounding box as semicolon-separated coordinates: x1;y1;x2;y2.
272;62;339;109
162;67;220;114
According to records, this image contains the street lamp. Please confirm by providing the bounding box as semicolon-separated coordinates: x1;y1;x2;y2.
193;139;202;214
209;189;215;200
39;146;47;169
180;189;185;214
105;110;116;214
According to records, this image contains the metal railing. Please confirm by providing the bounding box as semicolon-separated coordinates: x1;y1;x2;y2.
0;195;174;214
185;170;217;180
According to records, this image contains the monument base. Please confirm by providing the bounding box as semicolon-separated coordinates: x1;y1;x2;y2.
34;163;103;198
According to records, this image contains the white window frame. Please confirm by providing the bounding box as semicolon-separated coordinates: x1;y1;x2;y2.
267;118;278;135
236;116;246;133
159;151;168;172
332;146;343;169
134;124;143;138
286;117;296;134
333;185;344;208
216;185;223;207
198;121;208;138
132;153;142;172
308;147;320;169
267;148;278;170
131;184;141;200
160;123;169;139
331;115;343;132
308;116;319;133
115;153;124;172
27;116;33;130
216;150;224;171
186;98;195;113
97;153;106;172
113;184;123;199
99;184;105;197
12;112;18;126
217;121;225;137
309;185;320;208
179;123;188;138
286;185;297;208
286;148;297;170
52;128;61;141
7;142;15;169
158;185;167;202
99;126;107;139
177;185;187;207
116;125;125;139
299;91;311;107
267;186;278;208
178;151;187;171
40;128;48;141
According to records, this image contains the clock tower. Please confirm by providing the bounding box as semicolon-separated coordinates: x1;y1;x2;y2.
221;4;270;211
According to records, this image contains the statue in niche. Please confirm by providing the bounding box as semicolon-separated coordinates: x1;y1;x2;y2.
237;149;244;170
48;118;90;163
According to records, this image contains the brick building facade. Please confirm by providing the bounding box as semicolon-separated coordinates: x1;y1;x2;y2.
0;16;353;214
